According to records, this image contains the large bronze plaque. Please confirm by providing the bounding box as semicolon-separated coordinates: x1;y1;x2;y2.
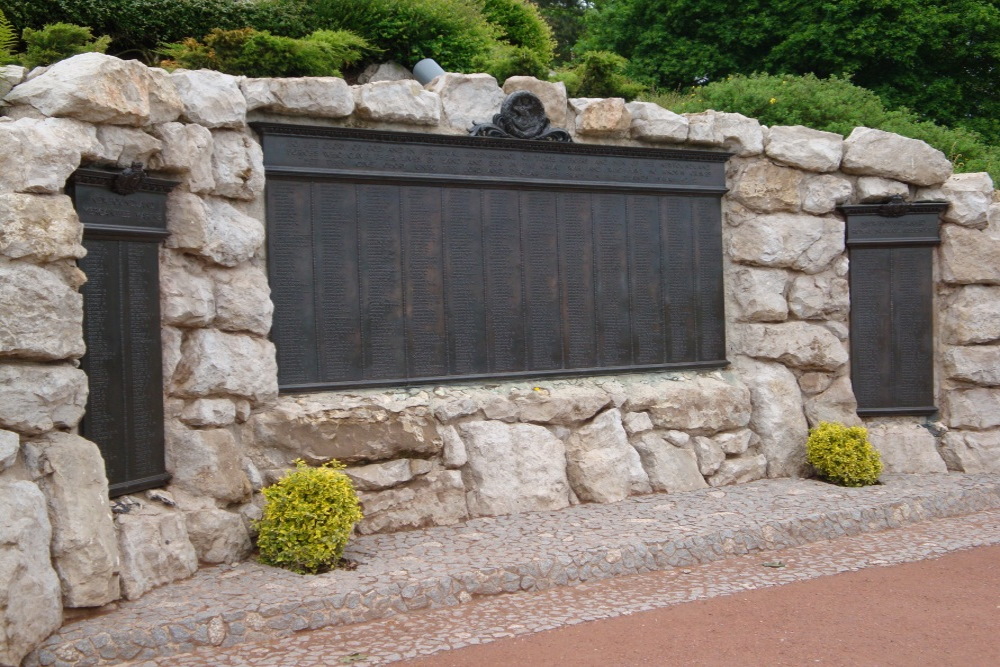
841;200;947;416
254;124;730;391
71;168;176;496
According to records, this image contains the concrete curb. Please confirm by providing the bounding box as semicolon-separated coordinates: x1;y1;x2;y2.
26;474;1000;666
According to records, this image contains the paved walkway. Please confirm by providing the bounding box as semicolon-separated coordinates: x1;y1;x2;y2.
25;473;1000;666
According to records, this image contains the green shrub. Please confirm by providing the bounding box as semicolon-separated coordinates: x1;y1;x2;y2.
477;44;549;83
648;73;1000;184
481;0;555;67
554;50;646;99
805;422;883;488
20;22;111;69
160;27;371;77
256;459;363;575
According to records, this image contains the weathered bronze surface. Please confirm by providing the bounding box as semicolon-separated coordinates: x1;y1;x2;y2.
469;90;572;142
71;167;177;497
840;200;948;416
254;124;730;391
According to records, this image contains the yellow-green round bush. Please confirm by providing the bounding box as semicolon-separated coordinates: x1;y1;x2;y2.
806;421;883;487
256;459;363;574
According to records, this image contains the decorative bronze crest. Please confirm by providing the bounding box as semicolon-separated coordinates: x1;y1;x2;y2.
877;194;910;217
470;91;572;142
112;161;147;195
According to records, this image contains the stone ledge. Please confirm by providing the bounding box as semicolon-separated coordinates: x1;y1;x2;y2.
24;473;1000;666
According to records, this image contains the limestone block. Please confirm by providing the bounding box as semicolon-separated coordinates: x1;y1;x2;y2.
800;172;853;215
730;266;789;322
504;77;569;128
940;430;1000;473
4;53;178;125
173;329;278;403
734;356;810;477
788;270;849;320
0;117;97;194
431;397;478;422
730;159;803;213
357;470;468;534
734;322;848;371
689;436;725;476
180;398;237;427
944;388;1000;430
765;125;843;172
0;260;84;360
622;411;653;435
210;262;273;335
171;69;246;128
563;408;645;503
708;453;768;487
941;285;1000;344
93;125;162;167
145;66;186;125
841;127;952;186
353;80;440;125
357;62;413;84
513;385;611;425
0;429;17;472
459;420;571;517
184;509;252;564
0;481;62;666
631;432;707;493
624;374;752;434
26;432;120;607
439;424;468;468
426;73;505;132
241;77;354;117
856;177;910;203
918;172;994;228
799;372;834;396
0;193;85;262
165;192;265;267
479;394;519;422
940;224;1000;285
249;397;440;464
150;122;215;193
570;97;631;137
686;110;764;157
210;130;265;201
115;504;198;600
943;345;1000;386
866;421;946;474
727;212;844;274
160;249;215;327
345;459;416;491
162;326;183;388
165;422;252;504
0;64;26;98
713;428;754;455
625;101;688;143
803;376;862;427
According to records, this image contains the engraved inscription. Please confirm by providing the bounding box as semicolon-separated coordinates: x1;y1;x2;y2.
594;193;630;366
522;191;562;370
663;197;696;360
359;185;406;379
627;195;663;364
694;198;725;360
891;247;933;407
483;190;525;372
76;187;165;228
443;188;486;375
558;193;597;368
850;249;893;408
403;187;447;377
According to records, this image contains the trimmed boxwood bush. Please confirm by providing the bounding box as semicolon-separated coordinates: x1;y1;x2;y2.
256;459;363;575
806;421;883;488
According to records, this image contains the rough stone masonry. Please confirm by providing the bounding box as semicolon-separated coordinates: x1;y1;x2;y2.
0;52;998;665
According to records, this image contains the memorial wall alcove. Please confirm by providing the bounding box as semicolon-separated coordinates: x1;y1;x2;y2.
253;121;732;391
71;165;178;497
840;197;948;416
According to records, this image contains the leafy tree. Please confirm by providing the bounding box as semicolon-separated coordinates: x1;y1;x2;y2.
534;0;587;62
581;0;1000;143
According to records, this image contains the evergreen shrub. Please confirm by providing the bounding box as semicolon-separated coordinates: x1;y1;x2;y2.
20;22;110;69
256;459;363;575
805;421;882;488
554;50;646;99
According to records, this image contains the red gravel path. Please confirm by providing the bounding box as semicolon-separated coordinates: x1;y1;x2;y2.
403;544;1000;667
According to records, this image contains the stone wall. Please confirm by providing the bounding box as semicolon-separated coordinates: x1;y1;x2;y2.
1;52;998;664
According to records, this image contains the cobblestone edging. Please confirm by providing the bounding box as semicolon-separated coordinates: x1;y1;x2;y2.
25;474;1000;666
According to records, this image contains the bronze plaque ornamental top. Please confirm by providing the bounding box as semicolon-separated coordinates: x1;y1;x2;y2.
254;119;731;392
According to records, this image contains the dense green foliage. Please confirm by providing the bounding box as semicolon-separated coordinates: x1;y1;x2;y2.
648;73;1000;183
477;0;554;80
0;10;17;64
553;50;645;98
806;422;883;488
256;459;363;575
534;0;586;62
581;0;1000;144
160;27;370;77
20;22;110;68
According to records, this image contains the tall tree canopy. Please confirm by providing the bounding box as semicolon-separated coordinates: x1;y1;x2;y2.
581;0;1000;142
